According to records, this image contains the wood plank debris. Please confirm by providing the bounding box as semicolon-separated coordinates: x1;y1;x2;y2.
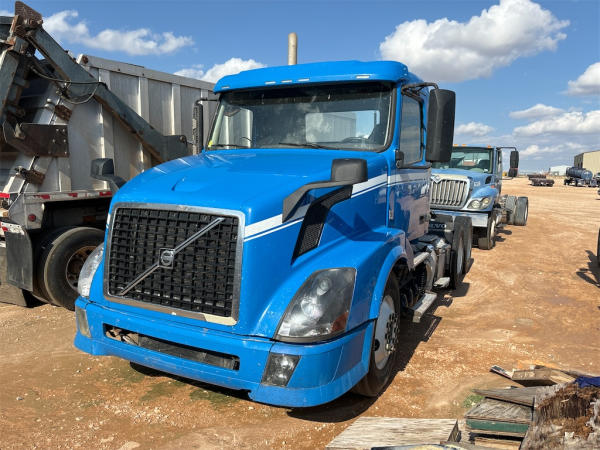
465;398;532;437
472;387;544;407
511;368;575;386
326;417;459;450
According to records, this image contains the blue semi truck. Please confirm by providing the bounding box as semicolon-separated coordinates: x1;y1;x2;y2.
74;60;474;407
430;145;528;249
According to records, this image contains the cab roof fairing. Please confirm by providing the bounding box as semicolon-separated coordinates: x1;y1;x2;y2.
213;60;423;93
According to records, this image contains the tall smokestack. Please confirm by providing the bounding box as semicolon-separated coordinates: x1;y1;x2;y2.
288;32;297;65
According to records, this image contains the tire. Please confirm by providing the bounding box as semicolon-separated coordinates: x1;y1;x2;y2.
455;216;472;274
450;221;465;289
352;274;400;397
596;229;599;267
505;195;517;225
477;216;496;250
508;168;518;178
513;197;528;226
37;227;104;310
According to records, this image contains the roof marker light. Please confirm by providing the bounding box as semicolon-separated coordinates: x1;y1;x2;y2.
356;75;370;79
281;79;292;83
265;81;276;85
221;85;230;89
298;78;309;82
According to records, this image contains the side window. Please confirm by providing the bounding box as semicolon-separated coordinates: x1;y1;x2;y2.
399;96;423;164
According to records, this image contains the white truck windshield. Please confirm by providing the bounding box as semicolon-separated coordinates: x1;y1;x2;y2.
208;82;393;151
432;148;494;173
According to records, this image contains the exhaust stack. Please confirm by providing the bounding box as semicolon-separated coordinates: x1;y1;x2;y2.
288;32;297;65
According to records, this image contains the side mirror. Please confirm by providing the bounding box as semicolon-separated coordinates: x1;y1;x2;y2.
282;158;367;221
510;150;519;170
91;158;126;192
425;89;455;163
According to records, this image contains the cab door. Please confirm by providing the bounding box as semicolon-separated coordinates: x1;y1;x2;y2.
389;94;430;240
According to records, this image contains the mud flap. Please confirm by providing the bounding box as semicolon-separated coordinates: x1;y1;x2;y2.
0;242;28;306
4;225;34;291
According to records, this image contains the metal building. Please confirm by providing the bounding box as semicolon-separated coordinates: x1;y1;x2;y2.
574;150;600;175
548;165;570;176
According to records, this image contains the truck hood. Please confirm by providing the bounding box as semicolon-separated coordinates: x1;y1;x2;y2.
114;149;380;224
431;168;493;185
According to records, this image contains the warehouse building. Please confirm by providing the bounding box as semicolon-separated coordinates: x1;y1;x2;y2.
574;150;600;174
548;165;570;176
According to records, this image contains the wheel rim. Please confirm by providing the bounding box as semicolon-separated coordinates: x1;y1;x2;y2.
65;246;96;289
524;205;528;223
374;294;397;370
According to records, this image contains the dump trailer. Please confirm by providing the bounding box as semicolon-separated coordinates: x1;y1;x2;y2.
564;167;596;187
73;59;474;407
429;146;528;250
0;2;217;309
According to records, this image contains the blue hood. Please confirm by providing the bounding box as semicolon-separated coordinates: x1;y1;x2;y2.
114;149;384;225
431;168;492;184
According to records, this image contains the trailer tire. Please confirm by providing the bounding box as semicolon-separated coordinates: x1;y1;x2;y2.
37;227;104;310
352;274;400;398
513;197;528;226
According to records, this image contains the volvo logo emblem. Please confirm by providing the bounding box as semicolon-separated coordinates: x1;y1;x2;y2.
159;249;175;268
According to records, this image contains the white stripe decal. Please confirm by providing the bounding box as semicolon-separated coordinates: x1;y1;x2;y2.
243;171;426;241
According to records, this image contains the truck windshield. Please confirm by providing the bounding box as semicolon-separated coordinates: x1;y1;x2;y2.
207;82;393;151
432;148;494;173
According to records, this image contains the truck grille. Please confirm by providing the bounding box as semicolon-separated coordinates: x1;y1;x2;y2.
430;177;469;208
106;205;242;320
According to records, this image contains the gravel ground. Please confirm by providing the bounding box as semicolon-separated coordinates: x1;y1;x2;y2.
0;177;598;449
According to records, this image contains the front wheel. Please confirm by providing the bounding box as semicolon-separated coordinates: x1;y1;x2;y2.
352;274;400;397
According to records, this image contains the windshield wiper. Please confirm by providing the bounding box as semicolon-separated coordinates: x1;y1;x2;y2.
278;141;330;149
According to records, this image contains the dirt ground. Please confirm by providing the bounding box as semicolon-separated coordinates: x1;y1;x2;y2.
0;177;598;450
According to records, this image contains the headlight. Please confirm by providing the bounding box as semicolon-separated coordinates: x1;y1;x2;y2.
276;268;356;342
468;197;491;209
77;244;104;298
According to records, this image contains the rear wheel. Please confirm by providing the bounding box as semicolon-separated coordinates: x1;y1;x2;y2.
37;227;104;310
352;274;400;397
477;217;496;250
513;197;528;226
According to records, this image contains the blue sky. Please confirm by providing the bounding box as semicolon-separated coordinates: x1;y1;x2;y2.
1;0;598;171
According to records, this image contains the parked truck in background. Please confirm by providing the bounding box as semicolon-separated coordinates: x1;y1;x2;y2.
0;3;217;309
564;167;597;187
72;55;476;407
430;145;528;250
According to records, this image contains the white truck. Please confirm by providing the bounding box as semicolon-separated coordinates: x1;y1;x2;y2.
0;2;217;308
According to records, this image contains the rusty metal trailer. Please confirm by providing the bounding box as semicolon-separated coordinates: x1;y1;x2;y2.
0;2;217;308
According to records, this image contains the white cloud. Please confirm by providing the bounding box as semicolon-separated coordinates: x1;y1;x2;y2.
520;144;562;156
379;0;568;82
566;62;600;96
509;103;564;120
43;10;193;55
0;9;12;16
513;110;600;136
175;58;266;83
455;122;494;136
